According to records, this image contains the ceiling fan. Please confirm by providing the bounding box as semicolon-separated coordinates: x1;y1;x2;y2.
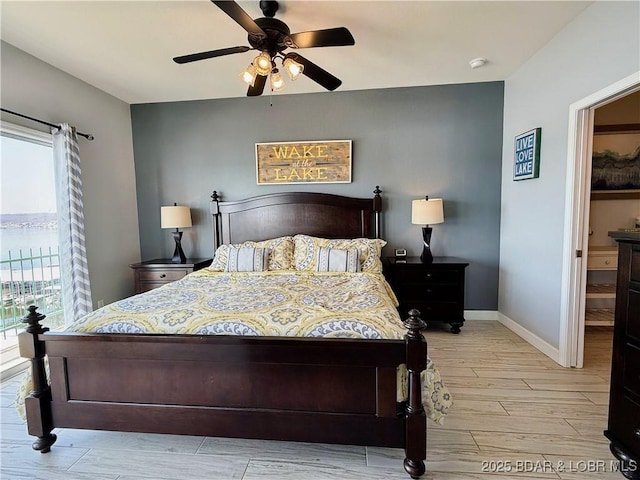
173;0;355;96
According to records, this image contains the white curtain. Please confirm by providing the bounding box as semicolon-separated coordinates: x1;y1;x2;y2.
52;123;93;324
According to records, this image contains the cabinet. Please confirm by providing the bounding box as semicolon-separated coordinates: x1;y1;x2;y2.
384;256;468;333
605;231;640;479
129;258;212;294
586;246;618;326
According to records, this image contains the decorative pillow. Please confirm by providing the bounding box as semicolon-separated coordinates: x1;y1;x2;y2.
210;236;294;271
315;247;361;273
224;247;270;272
294;235;386;273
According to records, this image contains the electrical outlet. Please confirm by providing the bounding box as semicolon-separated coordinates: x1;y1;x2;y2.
97;299;105;308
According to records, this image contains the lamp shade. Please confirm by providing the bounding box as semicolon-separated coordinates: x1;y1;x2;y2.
411;198;444;225
161;205;192;229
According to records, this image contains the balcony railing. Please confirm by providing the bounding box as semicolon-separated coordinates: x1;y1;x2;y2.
0;247;64;338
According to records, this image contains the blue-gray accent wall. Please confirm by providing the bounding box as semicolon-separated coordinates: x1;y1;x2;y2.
130;81;504;310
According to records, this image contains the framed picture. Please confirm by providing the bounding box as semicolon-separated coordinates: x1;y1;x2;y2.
591;124;640;200
513;128;541;181
255;140;352;185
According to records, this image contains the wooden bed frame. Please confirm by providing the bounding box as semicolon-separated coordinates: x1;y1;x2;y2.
19;187;429;478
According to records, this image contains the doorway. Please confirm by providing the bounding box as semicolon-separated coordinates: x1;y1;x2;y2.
560;71;640;368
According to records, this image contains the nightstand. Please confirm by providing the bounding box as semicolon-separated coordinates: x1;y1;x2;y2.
385;256;468;333
129;258;213;294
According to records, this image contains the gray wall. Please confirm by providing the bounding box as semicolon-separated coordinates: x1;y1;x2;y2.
1;41;140;307
131;81;504;310
499;0;639;348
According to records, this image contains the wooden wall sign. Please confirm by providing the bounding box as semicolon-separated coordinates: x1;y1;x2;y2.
256;140;352;185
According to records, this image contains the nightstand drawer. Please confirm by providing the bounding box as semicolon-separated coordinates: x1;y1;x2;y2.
138;269;188;282
587;254;617;270
398;283;458;301
136;282;164;294
402;268;459;285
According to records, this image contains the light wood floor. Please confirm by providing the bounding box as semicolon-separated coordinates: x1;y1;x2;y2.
0;322;618;479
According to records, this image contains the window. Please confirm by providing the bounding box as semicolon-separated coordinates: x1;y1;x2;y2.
0;122;62;372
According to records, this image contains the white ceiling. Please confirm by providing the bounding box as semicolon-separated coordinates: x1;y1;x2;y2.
0;1;592;104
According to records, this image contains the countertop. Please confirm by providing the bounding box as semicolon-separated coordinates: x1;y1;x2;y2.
609;230;640;243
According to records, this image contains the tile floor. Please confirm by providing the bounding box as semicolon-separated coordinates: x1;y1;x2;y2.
0;322;619;479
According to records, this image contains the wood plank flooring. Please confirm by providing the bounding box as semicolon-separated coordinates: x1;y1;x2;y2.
0;322;618;479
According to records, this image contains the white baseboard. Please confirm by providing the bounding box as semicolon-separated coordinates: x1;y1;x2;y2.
465;310;499;320
498;312;561;365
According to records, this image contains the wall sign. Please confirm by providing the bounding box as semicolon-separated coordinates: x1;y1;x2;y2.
513;128;541;181
256;140;352;185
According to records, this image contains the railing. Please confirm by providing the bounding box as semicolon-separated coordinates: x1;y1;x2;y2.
0;247;64;338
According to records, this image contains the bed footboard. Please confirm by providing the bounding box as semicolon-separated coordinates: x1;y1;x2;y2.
19;306;429;478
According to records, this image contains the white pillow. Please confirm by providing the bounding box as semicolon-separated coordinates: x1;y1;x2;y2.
315;247;361;273
225;247;270;272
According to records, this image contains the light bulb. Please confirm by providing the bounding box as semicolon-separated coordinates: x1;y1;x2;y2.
239;64;257;86
270;69;285;91
283;57;304;81
253;52;272;76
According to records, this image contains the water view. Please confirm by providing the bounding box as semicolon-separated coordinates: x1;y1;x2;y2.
1;213;58;260
0;213;62;338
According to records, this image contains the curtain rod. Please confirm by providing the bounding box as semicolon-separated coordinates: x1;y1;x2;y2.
0;108;94;141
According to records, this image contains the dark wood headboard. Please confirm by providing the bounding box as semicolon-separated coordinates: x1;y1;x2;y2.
210;187;382;250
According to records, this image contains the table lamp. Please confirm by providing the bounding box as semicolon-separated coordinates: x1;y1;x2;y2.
161;204;192;264
411;196;444;263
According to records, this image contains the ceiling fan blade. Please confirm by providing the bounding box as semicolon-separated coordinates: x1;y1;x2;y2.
173;46;251;64
212;1;267;41
247;74;267;97
288;27;355;49
286;53;342;91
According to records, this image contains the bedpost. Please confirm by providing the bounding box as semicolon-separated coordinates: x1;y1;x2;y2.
210;190;221;252
18;305;56;453
373;185;382;238
403;309;427;479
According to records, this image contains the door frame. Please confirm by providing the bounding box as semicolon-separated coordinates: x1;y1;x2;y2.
559;71;640;368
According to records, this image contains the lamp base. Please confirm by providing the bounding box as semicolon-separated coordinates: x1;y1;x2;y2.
171;230;187;264
420;226;434;264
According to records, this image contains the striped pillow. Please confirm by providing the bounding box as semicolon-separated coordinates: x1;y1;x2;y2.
225;247;270;272
293;235;386;273
315;247;361;273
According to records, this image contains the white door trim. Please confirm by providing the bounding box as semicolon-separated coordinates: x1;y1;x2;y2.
559;71;640;368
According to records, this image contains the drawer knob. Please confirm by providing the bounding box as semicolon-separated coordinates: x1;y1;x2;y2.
160;274;166;278
635;428;640;439
605;260;610;265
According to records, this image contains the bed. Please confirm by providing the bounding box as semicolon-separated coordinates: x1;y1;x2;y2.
18;187;449;479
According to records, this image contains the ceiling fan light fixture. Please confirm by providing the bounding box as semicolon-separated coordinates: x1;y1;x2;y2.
253;52;272;76
240;64;257;86
174;1;355;97
283;57;304;81
270;69;286;91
